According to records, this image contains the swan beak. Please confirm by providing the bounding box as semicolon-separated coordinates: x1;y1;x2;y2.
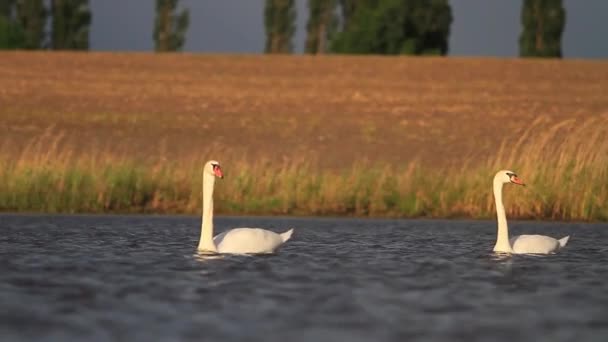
511;176;525;186
213;166;224;179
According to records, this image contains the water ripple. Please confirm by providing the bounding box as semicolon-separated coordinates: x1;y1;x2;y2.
0;214;607;342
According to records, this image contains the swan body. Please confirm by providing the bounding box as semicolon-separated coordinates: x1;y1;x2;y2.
509;234;570;254
493;170;569;254
213;228;294;254
197;160;294;254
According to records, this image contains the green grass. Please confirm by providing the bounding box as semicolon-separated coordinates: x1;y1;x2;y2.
0;157;606;220
1;116;607;220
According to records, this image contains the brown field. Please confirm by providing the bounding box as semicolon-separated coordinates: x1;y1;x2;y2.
0;51;607;168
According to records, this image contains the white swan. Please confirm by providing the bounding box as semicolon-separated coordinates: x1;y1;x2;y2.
197;160;294;254
493;170;569;254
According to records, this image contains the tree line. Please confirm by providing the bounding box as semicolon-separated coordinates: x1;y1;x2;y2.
268;0;566;57
0;0;188;51
0;0;91;49
0;0;566;58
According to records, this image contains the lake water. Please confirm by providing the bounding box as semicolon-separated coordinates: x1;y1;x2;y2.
0;214;607;342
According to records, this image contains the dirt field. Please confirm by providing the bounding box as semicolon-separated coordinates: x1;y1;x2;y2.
0;51;606;168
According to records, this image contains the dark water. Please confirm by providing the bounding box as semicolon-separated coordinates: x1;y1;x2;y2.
1;214;607;342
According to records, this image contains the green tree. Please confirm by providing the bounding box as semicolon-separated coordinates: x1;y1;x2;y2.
264;0;296;53
305;0;337;54
0;0;23;49
0;14;24;49
519;0;565;58
51;0;91;50
0;0;15;17
154;0;189;52
331;0;452;56
338;0;358;31
16;0;46;49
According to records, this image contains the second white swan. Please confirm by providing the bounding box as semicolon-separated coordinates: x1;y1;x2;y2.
197;160;294;254
492;170;569;254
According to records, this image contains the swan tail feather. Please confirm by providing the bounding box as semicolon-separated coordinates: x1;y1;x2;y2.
558;235;570;248
280;228;294;243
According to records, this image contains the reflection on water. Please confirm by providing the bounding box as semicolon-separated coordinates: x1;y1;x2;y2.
0;214;607;342
193;251;225;262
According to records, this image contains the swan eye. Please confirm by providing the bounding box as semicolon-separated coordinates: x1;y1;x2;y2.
506;172;516;178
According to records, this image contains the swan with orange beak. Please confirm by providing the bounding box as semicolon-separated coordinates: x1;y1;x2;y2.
492;170;569;254
197;160;293;254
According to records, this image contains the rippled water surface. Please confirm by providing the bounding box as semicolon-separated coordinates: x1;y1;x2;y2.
1;214;607;342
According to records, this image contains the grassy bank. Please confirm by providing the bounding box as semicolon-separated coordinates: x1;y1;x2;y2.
1;116;606;221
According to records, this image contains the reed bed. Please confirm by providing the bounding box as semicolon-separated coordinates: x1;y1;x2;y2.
0;116;606;221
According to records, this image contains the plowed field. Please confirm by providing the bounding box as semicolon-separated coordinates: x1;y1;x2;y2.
1;52;606;168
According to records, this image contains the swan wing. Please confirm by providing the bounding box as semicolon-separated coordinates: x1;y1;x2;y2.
558;235;570;248
510;234;562;254
214;228;293;254
280;228;294;242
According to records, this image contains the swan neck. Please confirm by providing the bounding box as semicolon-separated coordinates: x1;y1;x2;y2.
493;180;512;253
198;172;217;252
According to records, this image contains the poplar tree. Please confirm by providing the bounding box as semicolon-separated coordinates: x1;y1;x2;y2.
0;0;24;49
305;0;337;54
338;0;357;31
16;0;46;49
51;0;91;50
0;0;14;19
264;0;296;53
519;0;565;58
154;0;189;52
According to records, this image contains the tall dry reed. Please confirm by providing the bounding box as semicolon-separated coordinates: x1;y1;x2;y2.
0;116;606;220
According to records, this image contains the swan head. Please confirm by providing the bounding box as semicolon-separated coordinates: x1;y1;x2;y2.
494;170;525;186
204;160;224;179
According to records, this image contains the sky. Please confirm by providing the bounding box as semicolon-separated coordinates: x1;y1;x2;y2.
89;0;608;59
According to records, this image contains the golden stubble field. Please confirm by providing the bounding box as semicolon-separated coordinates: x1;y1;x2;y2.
0;51;607;169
